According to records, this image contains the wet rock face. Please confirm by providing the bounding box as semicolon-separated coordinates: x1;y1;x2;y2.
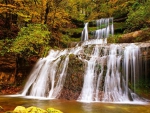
59;54;85;100
59;44;150;100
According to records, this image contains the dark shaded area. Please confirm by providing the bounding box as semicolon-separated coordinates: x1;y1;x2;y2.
0;17;19;40
0;54;38;94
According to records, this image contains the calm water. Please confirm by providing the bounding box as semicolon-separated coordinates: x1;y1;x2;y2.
0;95;150;113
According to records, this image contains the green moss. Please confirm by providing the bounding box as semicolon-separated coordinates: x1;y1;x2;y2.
26;106;47;113
108;34;122;43
67;28;83;34
70;38;80;42
135;36;142;42
47;108;63;113
114;22;126;31
6;106;63;113
13;106;27;113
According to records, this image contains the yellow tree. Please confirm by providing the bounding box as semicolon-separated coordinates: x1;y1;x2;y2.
37;0;72;47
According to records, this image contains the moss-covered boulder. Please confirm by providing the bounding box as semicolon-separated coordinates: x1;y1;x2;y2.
13;106;27;113
26;106;47;113
47;108;63;113
6;106;63;113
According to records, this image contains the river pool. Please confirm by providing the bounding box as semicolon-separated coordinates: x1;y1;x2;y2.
0;95;150;113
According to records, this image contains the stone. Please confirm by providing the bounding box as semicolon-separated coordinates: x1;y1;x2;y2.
47;108;63;113
13;106;27;113
26;106;47;113
132;31;142;37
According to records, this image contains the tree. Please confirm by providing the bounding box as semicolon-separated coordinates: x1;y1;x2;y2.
39;0;72;47
0;0;19;39
10;24;50;82
125;0;150;32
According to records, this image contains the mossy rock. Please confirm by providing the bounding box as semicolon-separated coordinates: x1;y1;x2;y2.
47;108;63;113
26;106;47;113
10;106;63;113
13;106;27;113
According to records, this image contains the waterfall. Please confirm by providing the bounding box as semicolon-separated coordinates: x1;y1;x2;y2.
22;47;83;98
81;18;114;44
21;50;69;98
94;18;114;39
21;18;149;103
81;23;89;41
77;44;144;102
21;43;148;102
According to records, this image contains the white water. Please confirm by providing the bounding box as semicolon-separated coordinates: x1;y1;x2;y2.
81;23;89;41
21;43;145;102
81;18;114;43
21;18;147;103
95;18;114;39
77;44;143;102
22;47;83;98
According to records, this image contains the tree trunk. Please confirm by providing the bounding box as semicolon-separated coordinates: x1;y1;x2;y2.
44;3;49;24
41;0;47;24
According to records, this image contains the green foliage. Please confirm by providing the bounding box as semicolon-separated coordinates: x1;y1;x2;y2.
112;0;135;19
0;39;14;56
125;0;150;32
11;24;51;57
0;0;150;49
107;34;122;43
61;35;70;47
0;40;3;50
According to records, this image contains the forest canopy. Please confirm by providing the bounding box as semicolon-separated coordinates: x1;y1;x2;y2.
0;0;150;57
0;0;150;82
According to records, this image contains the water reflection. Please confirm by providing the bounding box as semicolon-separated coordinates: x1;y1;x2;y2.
0;95;150;113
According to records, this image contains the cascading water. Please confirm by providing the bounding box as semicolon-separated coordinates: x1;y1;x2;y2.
81;17;114;45
94;18;114;39
77;44;144;102
21;47;82;98
21;18;149;103
81;23;89;41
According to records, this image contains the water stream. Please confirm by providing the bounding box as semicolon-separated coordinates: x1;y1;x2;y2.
20;18;150;103
0;96;150;113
